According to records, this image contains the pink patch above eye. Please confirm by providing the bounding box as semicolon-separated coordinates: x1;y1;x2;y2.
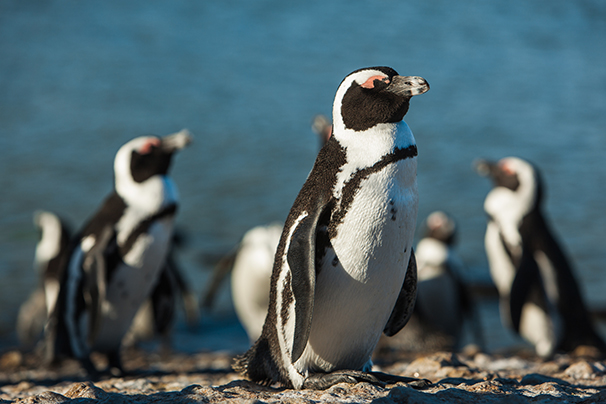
500;161;516;176
139;138;161;154
360;75;390;89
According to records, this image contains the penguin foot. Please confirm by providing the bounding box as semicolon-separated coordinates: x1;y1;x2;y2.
369;371;431;389
302;370;384;390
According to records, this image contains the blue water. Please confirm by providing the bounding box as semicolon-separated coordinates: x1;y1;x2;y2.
1;0;605;353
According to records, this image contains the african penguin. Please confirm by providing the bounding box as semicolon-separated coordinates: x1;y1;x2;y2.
412;211;483;351
475;157;605;357
234;67;430;390
202;117;332;343
17;211;72;349
45;129;191;374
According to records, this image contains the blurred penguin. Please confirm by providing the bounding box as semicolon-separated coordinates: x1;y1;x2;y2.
476;157;605;357
383;211;483;352
45;130;191;375
16;211;72;350
202;116;331;342
415;211;483;351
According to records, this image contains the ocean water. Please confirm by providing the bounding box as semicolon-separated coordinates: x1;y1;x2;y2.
1;0;605;354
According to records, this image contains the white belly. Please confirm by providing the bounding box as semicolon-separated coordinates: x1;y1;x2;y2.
298;162;417;372
93;218;173;351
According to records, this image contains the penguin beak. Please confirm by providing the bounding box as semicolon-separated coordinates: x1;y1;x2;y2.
161;129;193;153
388;75;430;97
474;159;498;179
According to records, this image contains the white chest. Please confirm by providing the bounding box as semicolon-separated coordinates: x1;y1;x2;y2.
94;217;174;350
297;152;418;373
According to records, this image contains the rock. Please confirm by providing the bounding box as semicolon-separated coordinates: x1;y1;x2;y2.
13;391;68;404
564;361;596;380
0;351;22;369
63;381;109;399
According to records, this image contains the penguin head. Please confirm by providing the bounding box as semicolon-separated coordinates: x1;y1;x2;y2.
422;211;457;246
33;210;67;267
114;129;192;208
475;157;543;215
332;67;429;133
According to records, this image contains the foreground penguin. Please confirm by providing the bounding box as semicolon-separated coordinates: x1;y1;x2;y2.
46;130;191;374
17;211;72;349
475;157;605;357
410;211;483;351
234;67;430;389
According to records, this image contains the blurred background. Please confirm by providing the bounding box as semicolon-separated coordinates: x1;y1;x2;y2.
0;0;605;354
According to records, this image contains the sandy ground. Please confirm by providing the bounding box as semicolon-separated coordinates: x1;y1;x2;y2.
1;344;605;404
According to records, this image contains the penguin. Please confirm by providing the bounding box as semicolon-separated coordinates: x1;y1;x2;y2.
17;211;72;349
229;223;283;342
202;116;332;343
475;157;606;357
412;211;483;351
234;66;430;390
45;129;191;374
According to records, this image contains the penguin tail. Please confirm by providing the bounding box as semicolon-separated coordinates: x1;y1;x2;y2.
233;337;282;386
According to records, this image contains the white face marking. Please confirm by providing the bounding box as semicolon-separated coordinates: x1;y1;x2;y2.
483;157;537;253
34;211;62;268
331;69;389;135
114;137;179;213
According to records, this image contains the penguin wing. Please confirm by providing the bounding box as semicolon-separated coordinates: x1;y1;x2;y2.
384;249;418;336
81;225;116;343
286;198;331;363
509;247;542;333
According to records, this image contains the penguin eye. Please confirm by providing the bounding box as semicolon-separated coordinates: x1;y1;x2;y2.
360;75;390;89
500;161;516;177
138;138;161;155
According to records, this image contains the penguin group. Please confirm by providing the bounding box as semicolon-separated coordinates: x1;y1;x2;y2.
14;66;606;389
21;130;195;375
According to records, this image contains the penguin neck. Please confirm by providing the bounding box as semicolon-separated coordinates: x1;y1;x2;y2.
333;121;415;168
115;174;179;214
35;215;63;268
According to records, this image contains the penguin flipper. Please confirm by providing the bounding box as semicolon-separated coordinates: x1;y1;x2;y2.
383;249;418;337
81;225;115;344
509;249;542;333
286;201;330;363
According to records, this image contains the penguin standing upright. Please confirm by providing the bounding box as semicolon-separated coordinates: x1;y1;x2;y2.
17;211;72;349
46;130;191;374
234;67;430;390
413;211;483;351
475;157;605;357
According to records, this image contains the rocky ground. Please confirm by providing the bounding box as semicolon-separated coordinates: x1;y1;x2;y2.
1;345;605;404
